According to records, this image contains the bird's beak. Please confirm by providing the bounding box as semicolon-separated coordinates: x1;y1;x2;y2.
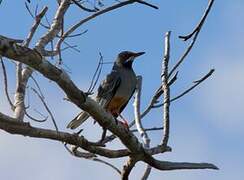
133;52;145;58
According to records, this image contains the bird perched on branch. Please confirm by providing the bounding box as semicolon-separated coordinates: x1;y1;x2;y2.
67;51;145;139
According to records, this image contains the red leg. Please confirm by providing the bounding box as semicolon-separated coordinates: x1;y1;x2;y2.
118;114;129;129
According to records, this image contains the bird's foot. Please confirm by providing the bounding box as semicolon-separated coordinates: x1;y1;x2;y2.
117;114;129;130
119;119;129;131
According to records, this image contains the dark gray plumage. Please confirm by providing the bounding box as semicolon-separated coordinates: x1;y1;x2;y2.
67;51;145;129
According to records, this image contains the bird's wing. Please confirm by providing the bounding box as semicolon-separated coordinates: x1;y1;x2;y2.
97;70;121;107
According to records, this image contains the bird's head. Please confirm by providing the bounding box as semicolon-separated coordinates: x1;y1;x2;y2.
115;51;145;68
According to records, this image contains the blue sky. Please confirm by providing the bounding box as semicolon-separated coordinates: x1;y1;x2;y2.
0;0;244;179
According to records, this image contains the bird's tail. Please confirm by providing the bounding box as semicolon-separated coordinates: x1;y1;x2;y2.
67;97;106;129
66;111;90;129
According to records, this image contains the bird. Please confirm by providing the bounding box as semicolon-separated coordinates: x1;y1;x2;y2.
67;51;145;139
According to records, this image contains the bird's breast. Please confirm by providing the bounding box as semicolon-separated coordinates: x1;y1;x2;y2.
107;96;128;115
115;69;136;98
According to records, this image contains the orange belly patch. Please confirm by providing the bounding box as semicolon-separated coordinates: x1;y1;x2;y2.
106;96;127;116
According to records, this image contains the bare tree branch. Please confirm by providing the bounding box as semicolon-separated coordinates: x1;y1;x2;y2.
0;112;130;158
136;0;159;9
153;69;215;108
134;76;152;180
121;157;138;180
179;0;215;41
24;6;49;47
36;0;70;50
14;66;32;121
161;31;171;146
130;126;163;133
171;69;214;102
0;1;221;179
71;0;99;12
134;76;150;148
55;0;157;51
128;72;178;129
66;145;122;175
31;87;59;131
14;6;48;121
141;165;151;180
0;58;14;110
92;158;121;175
0;0;219;175
87;52;103;94
30;75;45;98
25;110;48;122
169;0;215;78
144;155;218;171
0;35;216;170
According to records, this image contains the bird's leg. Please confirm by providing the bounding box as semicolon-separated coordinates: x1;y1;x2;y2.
118;113;129;130
114;117;119;125
100;128;107;142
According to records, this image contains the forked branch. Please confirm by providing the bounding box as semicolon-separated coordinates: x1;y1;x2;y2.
179;0;215;41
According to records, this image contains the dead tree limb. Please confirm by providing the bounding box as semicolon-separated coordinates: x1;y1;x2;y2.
14;6;48;121
55;0;158;52
161;31;171;146
121;157;138;180
179;0;215;41
153;69;215;108
0;58;14;110
134;76;152;180
0;112;129;158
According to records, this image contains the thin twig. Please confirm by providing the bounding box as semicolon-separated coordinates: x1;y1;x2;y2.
55;0;157;51
169;0;215;77
172;69;214;102
31;88;59;131
130;126;163;133
65;145;122;175
24;2;35;18
87;52;103;94
71;0;99;12
169;31;199;78
153;69;215;108
25;110;48;122
0;58;15;110
136;0;159;9
141;164;152;180
161;31;171;146
93;158;121;175
62;29;88;38
179;0;215;41
30;75;45;99
25;2;50;29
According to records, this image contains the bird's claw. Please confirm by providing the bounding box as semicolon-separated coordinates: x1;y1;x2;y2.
120;119;129;131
